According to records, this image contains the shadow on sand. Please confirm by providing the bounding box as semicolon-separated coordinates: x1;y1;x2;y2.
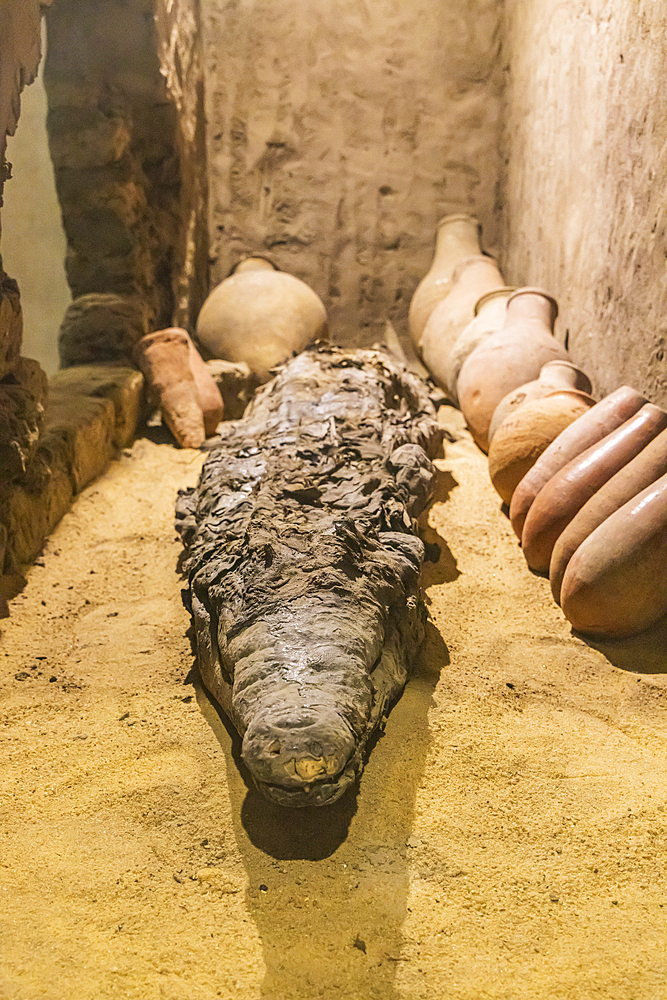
194;619;450;999
573;612;667;674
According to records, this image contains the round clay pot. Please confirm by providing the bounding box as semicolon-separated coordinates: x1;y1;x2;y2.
196;257;327;382
488;389;596;506
419;256;504;387
135;328;206;448
488;360;592;444
457;288;568;454
444;286;516;405
520;403;667;573
509;385;646;540
549;426;667;605
559;470;667;638
408;214;483;348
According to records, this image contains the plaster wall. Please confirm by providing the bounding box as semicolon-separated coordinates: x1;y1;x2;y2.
501;0;667;406
2;27;70;375
202;0;503;347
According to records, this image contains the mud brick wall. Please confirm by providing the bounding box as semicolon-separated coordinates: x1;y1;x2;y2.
202;0;504;348
43;0;183;335
500;0;667;407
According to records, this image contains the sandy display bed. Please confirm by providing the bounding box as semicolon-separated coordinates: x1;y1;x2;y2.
1;407;666;1000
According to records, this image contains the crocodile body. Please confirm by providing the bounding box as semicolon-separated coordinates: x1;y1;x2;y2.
176;347;442;806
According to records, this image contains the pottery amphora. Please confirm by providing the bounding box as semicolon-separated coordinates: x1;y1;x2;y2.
196;257;327;382
408;214;483;349
444;287;515;405
520;403;667;573
135;328;206;448
509;385;646;539
457;288;568;454
419;256;504;390
488;360;592;444
488;389;596;506
550;426;667;605
559;470;667;638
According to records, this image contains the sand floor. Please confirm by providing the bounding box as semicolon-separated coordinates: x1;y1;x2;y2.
1;406;667;1000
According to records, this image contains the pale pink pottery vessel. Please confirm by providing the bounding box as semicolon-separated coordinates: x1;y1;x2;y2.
488;360;592;444
196;257;327;382
444;287;515;405
560;470;667;638
549;426;667;605
520;403;667;573
488;389;596;506
408;214;483;349
419;256;504;390
509;385;646;540
135;328;206;449
457;288;568;453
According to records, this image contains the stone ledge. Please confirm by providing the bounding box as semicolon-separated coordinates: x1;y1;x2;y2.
0;364;145;576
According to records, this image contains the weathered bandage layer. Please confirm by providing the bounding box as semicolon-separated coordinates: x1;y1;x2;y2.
176;347;443;806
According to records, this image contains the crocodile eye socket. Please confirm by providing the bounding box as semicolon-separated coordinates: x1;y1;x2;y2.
267;741;281;756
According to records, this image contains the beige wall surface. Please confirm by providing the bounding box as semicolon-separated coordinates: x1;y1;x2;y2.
202;0;503;347
501;0;667;406
2;30;70;375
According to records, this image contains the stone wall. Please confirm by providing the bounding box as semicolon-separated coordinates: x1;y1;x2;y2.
500;0;667;406
202;0;504;347
43;0;183;339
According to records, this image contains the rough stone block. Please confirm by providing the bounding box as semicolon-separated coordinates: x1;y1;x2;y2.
0;357;48;479
0;442;73;573
0;271;22;380
47;105;132;170
49;364;145;448
58;293;150;367
41;390;116;494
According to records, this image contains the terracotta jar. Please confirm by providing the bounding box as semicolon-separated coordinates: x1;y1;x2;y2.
185;335;225;436
509;385;646;539
419;256;504;389
559;470;667;638
488;389;596;506
520;403;667;573
457;288;568;453
550;426;667;605
135;328;206;448
196;257;327;382
408;214;483;348
488;360;592;444
443;286;515;405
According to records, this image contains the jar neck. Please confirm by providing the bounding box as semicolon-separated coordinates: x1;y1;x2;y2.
506;288;558;331
474;286;516;316
432;215;481;269
233;257;277;274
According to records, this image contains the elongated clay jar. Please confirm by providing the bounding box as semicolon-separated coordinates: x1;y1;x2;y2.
135;328;207;448
488;360;592;444
408;214;483;349
550;426;667;605
509;385;646;539
196;257;327;382
559;470;667;637
419;256;504;389
457;288;568;453
444;286;515;405
488;389;596;506
520;403;667;573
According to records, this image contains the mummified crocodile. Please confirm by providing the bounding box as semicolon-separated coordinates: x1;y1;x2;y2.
175;346;443;807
